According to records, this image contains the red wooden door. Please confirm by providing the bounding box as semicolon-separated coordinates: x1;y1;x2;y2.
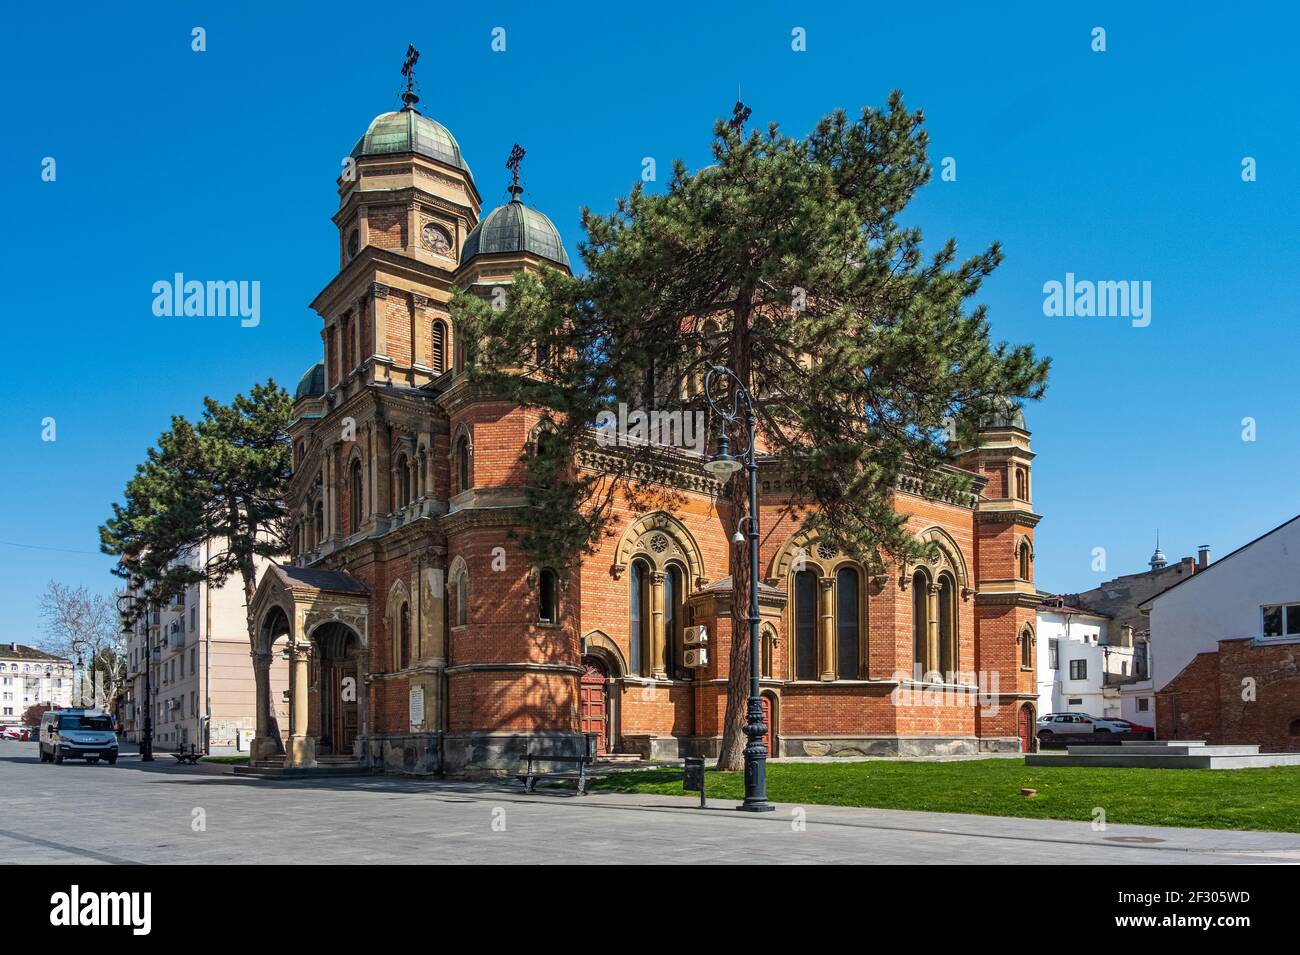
1018;706;1034;753
761;695;775;756
580;659;607;755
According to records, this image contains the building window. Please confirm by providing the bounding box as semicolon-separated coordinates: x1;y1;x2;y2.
1020;629;1033;669
432;320;448;374
1015;467;1028;501
835;567;860;679
455;574;468;628
399;603;411;669
937;573;956;678
1137;697;1150;712
794;569;818;680
538;568;558;624
1262;603;1300;639
629;559;650;676
456;437;470;493
1018;542;1032;580
1068;697;1083;706
348;459;364;533
1288;718;1300;736
664;565;684;678
911;570;929;674
395;453;411;508
1049;638;1059;669
1069;658;1087;680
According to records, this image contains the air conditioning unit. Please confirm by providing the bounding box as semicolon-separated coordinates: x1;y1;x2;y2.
683;647;708;669
683;625;708;647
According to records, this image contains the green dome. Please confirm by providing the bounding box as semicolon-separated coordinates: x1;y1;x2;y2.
350;110;472;176
460;196;569;269
294;362;325;401
981;397;1026;431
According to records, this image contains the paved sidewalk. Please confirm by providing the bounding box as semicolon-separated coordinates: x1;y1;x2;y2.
2;748;1297;864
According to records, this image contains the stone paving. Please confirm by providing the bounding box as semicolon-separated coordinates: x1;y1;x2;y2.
2;745;1297;865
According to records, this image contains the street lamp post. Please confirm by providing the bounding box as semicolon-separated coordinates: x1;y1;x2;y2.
703;364;774;812
116;593;154;762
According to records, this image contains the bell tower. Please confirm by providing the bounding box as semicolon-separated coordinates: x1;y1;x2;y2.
310;45;482;405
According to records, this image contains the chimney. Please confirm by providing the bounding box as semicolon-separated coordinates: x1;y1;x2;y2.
1197;544;1211;569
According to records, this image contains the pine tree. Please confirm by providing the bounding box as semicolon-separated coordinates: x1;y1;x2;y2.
100;381;293;750
455;94;1050;769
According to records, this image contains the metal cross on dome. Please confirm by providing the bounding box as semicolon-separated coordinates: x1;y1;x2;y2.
728;99;752;133
400;44;421;109
506;144;526;198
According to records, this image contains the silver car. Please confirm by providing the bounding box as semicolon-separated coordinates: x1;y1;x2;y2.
38;709;119;765
1036;712;1129;746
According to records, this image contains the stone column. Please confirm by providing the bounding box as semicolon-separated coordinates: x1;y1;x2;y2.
650;572;667;680
249;650;276;763
926;585;941;679
285;642;317;769
819;577;836;681
374;420;392;516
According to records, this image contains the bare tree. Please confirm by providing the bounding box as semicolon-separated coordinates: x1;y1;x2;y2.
38;581;126;710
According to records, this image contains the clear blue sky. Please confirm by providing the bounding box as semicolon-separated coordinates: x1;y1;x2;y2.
2;1;1297;639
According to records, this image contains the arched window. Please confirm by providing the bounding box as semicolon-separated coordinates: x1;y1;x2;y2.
629;560;650;676
538;568;557;623
1015;467;1029;501
313;499;324;547
348;459;364;533
1289;718;1300;737
836;567;860;679
760;624;775;679
432;320;447;374
794;569;818;680
1018;541;1032;580
1021;628;1033;669
395;453;411;509
665;564;684;678
399;602;411;669
938;574;957;678
912;570;930;675
455;573;468;627
456;437;470;494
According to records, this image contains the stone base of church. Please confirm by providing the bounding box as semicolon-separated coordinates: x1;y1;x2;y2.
977;737;1023;753
440;731;592;775
361;733;442;776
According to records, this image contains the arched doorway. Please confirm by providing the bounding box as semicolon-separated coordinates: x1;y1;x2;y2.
1018;704;1036;753
313;622;361;757
761;691;779;757
580;656;609;755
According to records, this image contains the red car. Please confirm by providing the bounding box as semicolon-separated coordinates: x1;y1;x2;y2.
1108;719;1154;740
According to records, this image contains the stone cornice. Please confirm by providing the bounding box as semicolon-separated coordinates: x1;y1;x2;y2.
974;508;1042;529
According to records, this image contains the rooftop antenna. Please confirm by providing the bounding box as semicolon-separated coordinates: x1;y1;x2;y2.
400;44;421;112
506;143;526;200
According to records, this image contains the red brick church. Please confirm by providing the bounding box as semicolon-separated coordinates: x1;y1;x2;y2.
247;91;1045;773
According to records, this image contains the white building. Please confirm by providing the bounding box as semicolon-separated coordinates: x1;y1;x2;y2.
122;545;287;754
1036;597;1146;722
1141;514;1300;697
0;644;73;726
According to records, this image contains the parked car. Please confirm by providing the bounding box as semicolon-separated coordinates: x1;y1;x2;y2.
1036;712;1130;747
1106;718;1155;740
38;708;118;765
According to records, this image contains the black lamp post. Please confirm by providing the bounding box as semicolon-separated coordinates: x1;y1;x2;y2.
703;364;774;812
116;593;154;762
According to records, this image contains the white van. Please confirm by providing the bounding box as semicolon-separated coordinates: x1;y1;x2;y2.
39;709;118;765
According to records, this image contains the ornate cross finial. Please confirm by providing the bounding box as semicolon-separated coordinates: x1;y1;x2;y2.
400;44;421;111
728;99;752;133
506;143;526;199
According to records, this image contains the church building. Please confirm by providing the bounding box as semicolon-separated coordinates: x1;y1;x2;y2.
247;78;1045;774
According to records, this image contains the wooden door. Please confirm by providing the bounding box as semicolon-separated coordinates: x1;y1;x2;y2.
579;659;607;755
330;662;359;756
761;694;776;756
1018;705;1034;753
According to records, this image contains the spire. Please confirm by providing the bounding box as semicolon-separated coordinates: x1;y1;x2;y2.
1149;531;1167;570
400;43;421;112
506;143;525;201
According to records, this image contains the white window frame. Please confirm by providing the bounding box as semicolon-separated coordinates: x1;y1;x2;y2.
1260;601;1300;641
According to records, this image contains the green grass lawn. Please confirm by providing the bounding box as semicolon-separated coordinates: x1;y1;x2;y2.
200;755;249;764
589;759;1300;833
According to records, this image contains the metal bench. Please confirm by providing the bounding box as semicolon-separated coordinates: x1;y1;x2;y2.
517;752;603;796
170;745;203;765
